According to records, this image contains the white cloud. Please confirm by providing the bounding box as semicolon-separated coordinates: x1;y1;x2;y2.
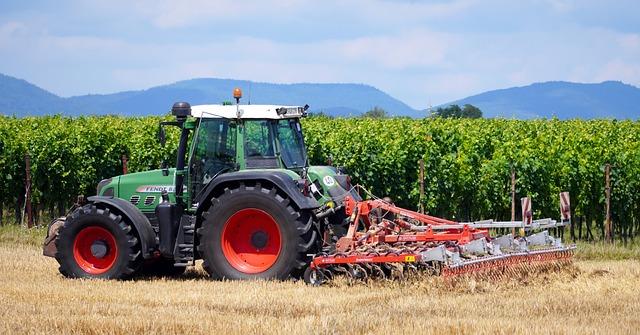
595;60;640;84
338;30;453;69
1;2;639;107
128;0;307;28
122;0;478;29
617;33;640;52
544;0;574;13
0;21;27;35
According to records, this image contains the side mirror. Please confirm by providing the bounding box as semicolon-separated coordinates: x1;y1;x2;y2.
158;126;166;147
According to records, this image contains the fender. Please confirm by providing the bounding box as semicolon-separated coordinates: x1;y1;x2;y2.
194;171;319;216
88;196;157;259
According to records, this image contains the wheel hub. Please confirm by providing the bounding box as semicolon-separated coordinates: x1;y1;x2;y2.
250;231;268;249
221;208;282;274
90;240;109;258
73;226;118;275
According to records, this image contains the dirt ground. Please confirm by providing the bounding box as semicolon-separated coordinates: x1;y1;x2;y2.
0;241;639;335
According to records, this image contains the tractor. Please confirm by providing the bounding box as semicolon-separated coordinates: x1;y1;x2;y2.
44;88;356;280
43;89;575;284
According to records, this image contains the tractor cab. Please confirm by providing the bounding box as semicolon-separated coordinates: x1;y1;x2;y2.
185;104;309;203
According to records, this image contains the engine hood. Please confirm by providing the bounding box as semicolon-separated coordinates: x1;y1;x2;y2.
102;168;180;213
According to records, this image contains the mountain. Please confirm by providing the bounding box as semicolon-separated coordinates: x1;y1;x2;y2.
2;74;639;119
0;74;419;117
440;81;640;119
0;73;67;115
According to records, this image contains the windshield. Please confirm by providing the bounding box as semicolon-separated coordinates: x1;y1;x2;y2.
276;119;307;168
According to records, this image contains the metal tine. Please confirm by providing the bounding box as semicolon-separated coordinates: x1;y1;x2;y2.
321;268;334;281
370;264;386;280
351;264;368;281
390;263;404;280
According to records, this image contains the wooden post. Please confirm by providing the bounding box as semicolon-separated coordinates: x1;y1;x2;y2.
419;159;425;214
24;153;33;228
122;154;128;175
605;164;612;243
511;167;516;236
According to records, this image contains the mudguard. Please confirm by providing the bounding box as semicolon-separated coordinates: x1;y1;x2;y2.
194;170;319;216
87;196;157;259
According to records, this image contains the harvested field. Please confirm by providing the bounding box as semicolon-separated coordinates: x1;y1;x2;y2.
0;228;639;334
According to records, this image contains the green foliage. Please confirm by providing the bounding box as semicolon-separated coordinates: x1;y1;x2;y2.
432;104;483;118
0;115;179;218
303;117;640;241
1;115;638;241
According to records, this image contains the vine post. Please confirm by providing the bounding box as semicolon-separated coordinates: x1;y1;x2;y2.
418;159;424;214
510;166;516;236
605;163;612;243
122;154;128;175
24;153;33;228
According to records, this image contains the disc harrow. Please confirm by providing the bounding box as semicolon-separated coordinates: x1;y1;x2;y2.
304;193;576;285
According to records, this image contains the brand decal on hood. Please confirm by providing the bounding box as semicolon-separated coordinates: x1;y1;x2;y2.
322;176;336;187
135;185;182;193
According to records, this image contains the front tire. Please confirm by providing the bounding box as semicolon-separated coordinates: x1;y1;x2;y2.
54;205;142;279
198;183;318;280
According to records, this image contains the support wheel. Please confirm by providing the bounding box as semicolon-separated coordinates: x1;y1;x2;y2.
54;205;142;279
198;183;319;280
303;267;327;286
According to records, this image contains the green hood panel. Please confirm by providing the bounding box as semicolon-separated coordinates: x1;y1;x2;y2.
112;169;181;213
97;165;350;213
307;165;355;205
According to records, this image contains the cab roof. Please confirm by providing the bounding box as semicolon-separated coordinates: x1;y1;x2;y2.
191;104;306;119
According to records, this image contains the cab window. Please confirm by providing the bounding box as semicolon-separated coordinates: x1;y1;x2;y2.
190;119;236;197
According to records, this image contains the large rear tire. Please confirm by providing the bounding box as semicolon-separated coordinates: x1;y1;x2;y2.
197;183;318;280
54;205;142;279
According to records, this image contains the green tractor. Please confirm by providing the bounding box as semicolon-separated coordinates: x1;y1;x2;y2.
43;90;358;280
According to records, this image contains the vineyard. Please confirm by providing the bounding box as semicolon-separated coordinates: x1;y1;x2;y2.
1;115;639;242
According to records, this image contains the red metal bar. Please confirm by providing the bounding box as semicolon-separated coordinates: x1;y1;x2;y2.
311;253;421;268
337;196;489;252
343;196;457;225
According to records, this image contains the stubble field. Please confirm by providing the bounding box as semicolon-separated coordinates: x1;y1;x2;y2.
0;228;639;335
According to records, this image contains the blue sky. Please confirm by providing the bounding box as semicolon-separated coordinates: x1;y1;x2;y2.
0;0;639;108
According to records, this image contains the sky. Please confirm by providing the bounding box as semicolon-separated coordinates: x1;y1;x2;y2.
0;0;639;108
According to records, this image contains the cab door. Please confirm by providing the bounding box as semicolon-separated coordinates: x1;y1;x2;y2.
188;119;237;202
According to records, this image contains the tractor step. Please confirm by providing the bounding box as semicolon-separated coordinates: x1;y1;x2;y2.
173;215;196;266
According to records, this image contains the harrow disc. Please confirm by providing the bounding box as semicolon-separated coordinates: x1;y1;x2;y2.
305;244;576;285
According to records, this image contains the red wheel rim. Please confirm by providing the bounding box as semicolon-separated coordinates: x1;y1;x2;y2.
221;208;282;274
73;226;118;275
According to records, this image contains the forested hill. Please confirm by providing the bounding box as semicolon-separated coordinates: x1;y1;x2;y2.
441;81;640;119
2;73;639;119
0;74;418;117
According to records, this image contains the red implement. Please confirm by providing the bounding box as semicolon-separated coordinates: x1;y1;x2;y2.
305;193;575;285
